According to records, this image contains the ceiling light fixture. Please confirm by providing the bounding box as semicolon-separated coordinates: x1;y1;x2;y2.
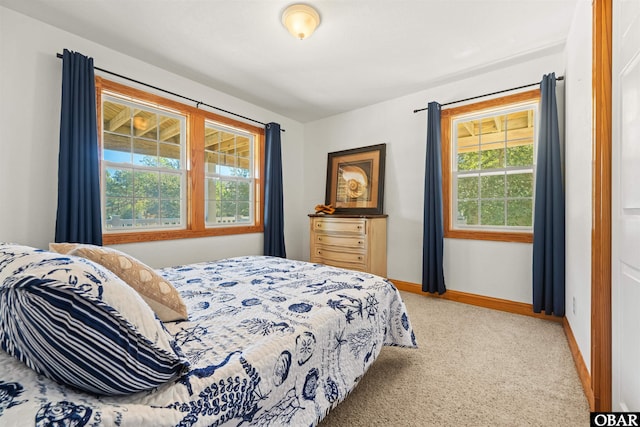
282;4;320;40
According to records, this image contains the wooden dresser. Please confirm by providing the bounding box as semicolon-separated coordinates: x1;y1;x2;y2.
309;214;387;277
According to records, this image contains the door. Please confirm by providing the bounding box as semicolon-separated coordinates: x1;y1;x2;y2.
611;0;640;412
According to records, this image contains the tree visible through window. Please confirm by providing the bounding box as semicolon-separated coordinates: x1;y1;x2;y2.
442;90;539;243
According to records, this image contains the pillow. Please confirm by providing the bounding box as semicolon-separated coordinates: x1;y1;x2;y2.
0;243;189;395
50;243;188;322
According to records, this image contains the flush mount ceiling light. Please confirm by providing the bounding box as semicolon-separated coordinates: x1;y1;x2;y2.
282;4;320;40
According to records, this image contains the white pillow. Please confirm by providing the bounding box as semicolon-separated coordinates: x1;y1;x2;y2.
0;243;189;395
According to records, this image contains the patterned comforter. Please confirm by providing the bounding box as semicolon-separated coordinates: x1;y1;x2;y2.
0;256;416;426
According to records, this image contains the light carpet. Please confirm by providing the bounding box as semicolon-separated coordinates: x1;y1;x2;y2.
320;291;590;426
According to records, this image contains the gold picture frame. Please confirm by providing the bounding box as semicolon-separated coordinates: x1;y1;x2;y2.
325;143;386;214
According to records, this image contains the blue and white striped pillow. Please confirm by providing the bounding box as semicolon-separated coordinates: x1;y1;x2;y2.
0;243;189;395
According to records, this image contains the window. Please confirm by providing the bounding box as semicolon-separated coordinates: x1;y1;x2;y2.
442;90;540;243
97;78;264;244
204;122;255;226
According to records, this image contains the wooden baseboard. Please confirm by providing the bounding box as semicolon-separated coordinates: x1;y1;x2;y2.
389;278;594;408
563;317;596;411
390;278;562;323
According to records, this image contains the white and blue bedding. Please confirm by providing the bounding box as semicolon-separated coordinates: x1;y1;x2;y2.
0;255;416;426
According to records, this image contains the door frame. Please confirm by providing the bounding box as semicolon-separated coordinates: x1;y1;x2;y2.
592;0;612;412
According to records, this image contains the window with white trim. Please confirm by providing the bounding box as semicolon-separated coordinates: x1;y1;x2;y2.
443;90;540;243
102;95;187;231
97;77;264;245
204;122;255;226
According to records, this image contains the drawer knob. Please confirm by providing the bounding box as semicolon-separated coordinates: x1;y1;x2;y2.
358;241;363;245
357;225;362;229
318;237;322;241
358;256;363;260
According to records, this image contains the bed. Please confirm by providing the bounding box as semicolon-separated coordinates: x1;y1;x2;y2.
0;243;416;426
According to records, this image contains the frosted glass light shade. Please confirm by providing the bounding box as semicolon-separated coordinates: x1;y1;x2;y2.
282;4;320;40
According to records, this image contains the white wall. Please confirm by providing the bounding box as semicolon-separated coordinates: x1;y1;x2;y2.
563;0;592;372
303;53;565;303
0;6;305;267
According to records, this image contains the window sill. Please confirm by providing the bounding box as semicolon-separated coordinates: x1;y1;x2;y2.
444;229;533;243
103;225;264;245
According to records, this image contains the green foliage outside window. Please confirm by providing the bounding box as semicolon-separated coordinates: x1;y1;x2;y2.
455;137;535;228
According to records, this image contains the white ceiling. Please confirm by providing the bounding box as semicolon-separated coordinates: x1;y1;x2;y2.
1;0;579;123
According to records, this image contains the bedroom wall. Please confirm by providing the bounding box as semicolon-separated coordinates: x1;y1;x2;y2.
563;0;592;373
0;6;305;267
303;52;565;304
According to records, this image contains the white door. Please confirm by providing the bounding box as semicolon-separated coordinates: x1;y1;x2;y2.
612;0;640;412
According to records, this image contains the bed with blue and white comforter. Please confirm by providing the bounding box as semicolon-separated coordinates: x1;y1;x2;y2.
0;255;416;426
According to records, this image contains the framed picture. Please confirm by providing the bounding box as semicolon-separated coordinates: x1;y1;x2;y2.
325;143;386;214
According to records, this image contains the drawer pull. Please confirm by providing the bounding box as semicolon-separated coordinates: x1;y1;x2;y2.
358;241;363;245
357;225;363;230
318;237;322;241
358;256;363;260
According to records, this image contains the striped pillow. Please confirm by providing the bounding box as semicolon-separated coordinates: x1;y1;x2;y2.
0;243;189;395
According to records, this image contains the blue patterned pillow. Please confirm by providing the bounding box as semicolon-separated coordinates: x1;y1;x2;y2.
0;243;189;395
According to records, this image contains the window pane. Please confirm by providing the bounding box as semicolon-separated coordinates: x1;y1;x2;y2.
457;175;479;200
105;198;132;228
458;151;479;171
159;116;181;144
160;173;181;199
105;167;133;197
507;199;533;227
159;142;180;169
480;147;505;169
237;181;251;202
237;201;250;223
133;110;157;139
160;200;181;225
480;174;505;199
221;201;237;222
204;150;219;174
457;200;478;225
134;170;159;198
507;172;533;198
103;101;131;136
480;200;505;226
457;120;480;149
104;133;132;164
133;138;158;167
134;199;159;227
221;180;237;201
205;199;220;224
506;143;534;167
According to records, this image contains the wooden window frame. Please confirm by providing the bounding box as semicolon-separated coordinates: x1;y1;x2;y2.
96;77;265;245
442;89;540;243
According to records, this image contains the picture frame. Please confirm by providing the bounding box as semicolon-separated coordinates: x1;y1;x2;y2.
325;143;386;215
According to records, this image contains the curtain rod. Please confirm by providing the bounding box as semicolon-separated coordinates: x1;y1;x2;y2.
56;53;285;132
412;75;565;113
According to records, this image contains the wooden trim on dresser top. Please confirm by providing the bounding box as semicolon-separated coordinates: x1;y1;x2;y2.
391;278;595;407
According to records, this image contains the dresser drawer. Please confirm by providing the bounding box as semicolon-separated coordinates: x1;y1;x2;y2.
312;247;366;265
313;218;366;234
314;234;366;249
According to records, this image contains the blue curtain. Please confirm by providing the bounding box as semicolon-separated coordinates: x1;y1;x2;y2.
55;49;102;245
263;123;286;258
422;102;446;294
533;73;565;316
